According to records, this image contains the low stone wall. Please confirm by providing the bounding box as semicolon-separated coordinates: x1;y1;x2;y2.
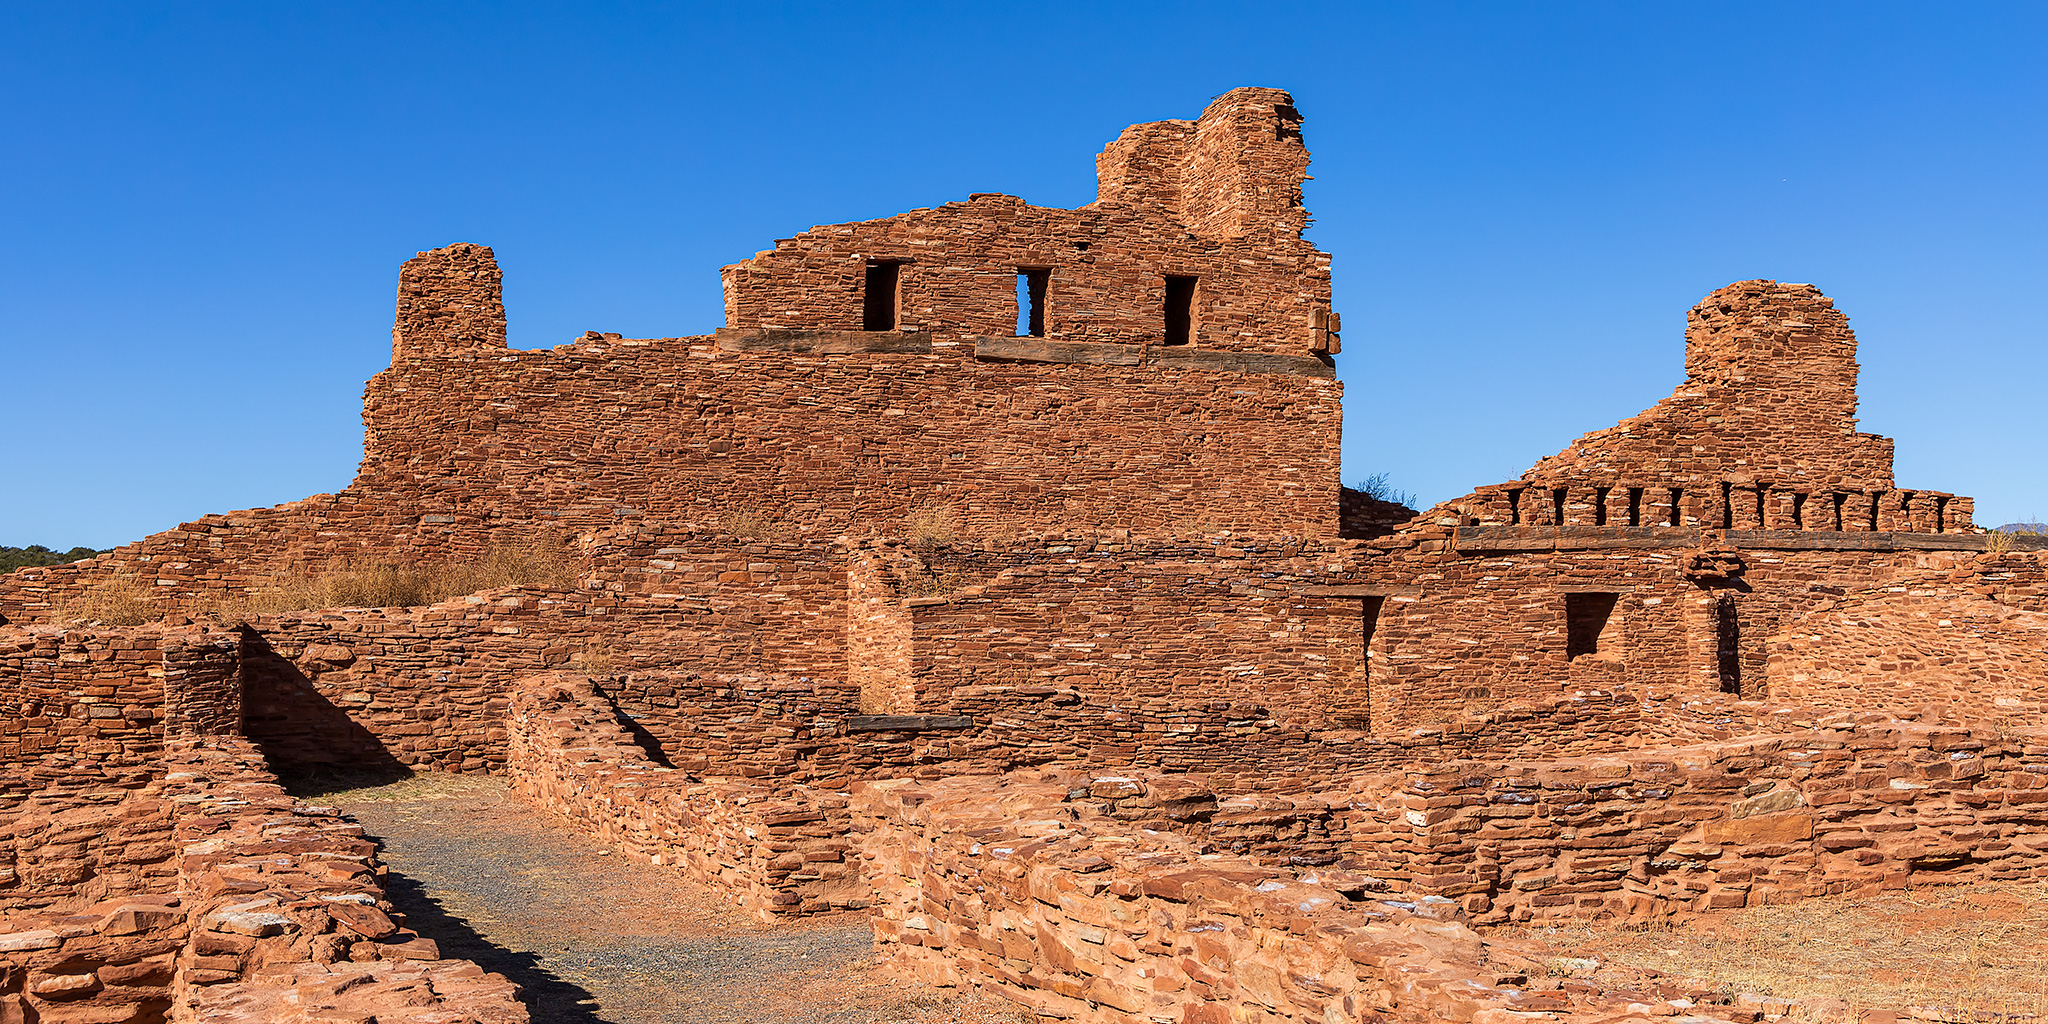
0;739;527;1024
1322;718;2048;924
505;673;862;919
852;773;1753;1024
0;624;239;766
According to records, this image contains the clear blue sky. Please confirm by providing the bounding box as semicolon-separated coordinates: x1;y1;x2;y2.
4;2;2044;548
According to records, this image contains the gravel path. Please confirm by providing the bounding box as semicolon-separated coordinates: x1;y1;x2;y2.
322;774;983;1024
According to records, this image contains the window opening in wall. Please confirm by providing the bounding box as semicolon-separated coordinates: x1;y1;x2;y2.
1934;495;1949;533
1721;482;1734;529
1594;486;1611;526
1163;275;1197;345
863;261;901;331
1552;488;1567;526
1361;595;1386;664
1628;488;1644;527
1751;486;1768;529
1507;488;1524;525
1668;488;1683;526
1716;596;1742;694
1791;492;1807;529
1868;493;1881;531
1900;491;1917;531
1565;592;1621;661
1016;268;1049;338
1832;492;1847;531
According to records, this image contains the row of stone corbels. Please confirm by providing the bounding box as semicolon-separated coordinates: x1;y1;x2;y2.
1453;480;1974;533
1319;719;2048;925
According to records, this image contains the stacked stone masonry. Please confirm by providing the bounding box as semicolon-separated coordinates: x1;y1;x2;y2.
4;85;2042;1022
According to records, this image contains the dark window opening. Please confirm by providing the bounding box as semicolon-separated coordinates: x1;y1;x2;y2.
1899;491;1917;530
1627;488;1644;527
1361;595;1386;663
1832;492;1847;531
1552;488;1567;526
1791;492;1807;529
1751;486;1768;529
1163;276;1197;346
1868;493;1880;531
1716;597;1742;694
1721;482;1734;529
1934;495;1949;533
1668;488;1683;527
863;261;901;331
1016;268;1048;337
1507;488;1524;525
1594;486;1611;526
1565;592;1621;661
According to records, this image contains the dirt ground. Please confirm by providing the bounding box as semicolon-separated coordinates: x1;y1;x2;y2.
307;772;1027;1024
1509;882;2048;1021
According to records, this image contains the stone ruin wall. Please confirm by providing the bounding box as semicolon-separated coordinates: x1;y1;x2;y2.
1767;554;2048;722
8;85;2047;1024
0;89;1345;629
723;88;1332;356
0;630;527;1024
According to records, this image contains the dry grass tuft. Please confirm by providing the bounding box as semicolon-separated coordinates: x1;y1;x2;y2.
571;645;614;674
719;509;792;541
905;503;961;548
900;567;983;598
211;535;580;616
62;578;156;625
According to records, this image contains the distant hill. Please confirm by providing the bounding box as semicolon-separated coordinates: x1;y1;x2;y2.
0;545;110;573
1994;523;2046;534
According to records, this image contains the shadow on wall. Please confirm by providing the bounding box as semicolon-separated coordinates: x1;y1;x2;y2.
238;628;408;775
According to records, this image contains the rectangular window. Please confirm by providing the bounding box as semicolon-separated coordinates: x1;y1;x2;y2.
1720;482;1734;529
1594;486;1611;526
1832;492;1847;531
1716;596;1742;694
1552;488;1567;526
863;261;901;331
1016;268;1049;338
1361;595;1386;662
1565;592;1621;661
1791;492;1807;529
1507;488;1524;525
1668;488;1683;526
1163;275;1197;345
1934;495;1949;533
1627;487;1643;527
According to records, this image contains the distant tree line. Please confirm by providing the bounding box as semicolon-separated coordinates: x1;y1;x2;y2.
1;545;111;573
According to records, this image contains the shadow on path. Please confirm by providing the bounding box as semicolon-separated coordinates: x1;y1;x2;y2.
377;866;612;1023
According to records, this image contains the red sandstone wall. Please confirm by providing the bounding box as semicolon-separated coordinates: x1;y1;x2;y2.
0;333;1342;625
724;88;1331;355
1769;588;2048;720
505;674;863;920
1324;719;2048;925
0;625;238;767
852;773;1756;1024
885;535;1370;730
238;530;846;771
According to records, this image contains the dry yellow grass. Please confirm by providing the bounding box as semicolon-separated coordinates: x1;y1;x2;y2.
905;503;961;548
212;536;579;617
1512;881;2048;1020
61;578;156;625
719;508;793;541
